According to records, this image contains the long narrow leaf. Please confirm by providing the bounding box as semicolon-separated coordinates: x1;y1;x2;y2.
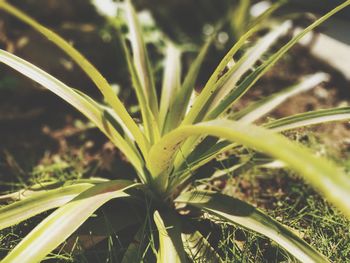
159;42;182;133
2;180;140;263
0;50;145;176
265;107;350;132
124;0;158;118
0;183;97;231
121;227;145;263
175;106;350;187
176;14;289;166
0;1;149;155
114;18;160;145
153;210;187;263
231;0;251;37
207;20;292;112
233;72;329;123
0;178;107;203
183;2;283;125
207;1;350;120
163;37;213;133
176;191;329;263
149;119;350;217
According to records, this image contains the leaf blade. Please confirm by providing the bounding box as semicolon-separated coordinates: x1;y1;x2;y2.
2;180;140;263
0;1;149;155
0;49;145;176
153;210;187;263
233;72;329;123
176;191;329;263
150;119;350;217
264;107;350;132
0;183;96;231
124;0;159;118
207;1;350;120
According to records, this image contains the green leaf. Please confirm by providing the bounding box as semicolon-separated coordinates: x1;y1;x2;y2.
0;1;149;155
159;42;182;133
163;36;213;133
153;210;187;263
124;0;159;119
0;178;108;203
207;0;350;120
114;17;160;145
264;107;350;132
2;180;140;263
177;15;290;166
176;191;329;263
171;141;236;188
175;106;350;187
206;20;292;115
0;50;145;177
233;72;329;123
183;1;282;125
0;183;97;231
149;119;350;217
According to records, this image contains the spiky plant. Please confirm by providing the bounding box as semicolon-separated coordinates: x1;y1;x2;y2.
0;0;350;262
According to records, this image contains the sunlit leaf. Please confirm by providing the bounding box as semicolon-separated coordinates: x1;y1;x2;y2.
0;50;145;177
207;0;350;120
265;107;350;132
2;180;140;263
233;72;329;123
0;183;96;231
149;119;350;217
153;210;187;263
159;42;182;133
0;1;149;155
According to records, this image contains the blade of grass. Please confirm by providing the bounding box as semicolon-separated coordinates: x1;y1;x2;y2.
1;180;140;263
176;191;329;263
0;1;149;155
121;226;145;263
149;119;350;217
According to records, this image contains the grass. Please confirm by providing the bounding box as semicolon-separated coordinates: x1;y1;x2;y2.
210;129;350;262
1;127;349;262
